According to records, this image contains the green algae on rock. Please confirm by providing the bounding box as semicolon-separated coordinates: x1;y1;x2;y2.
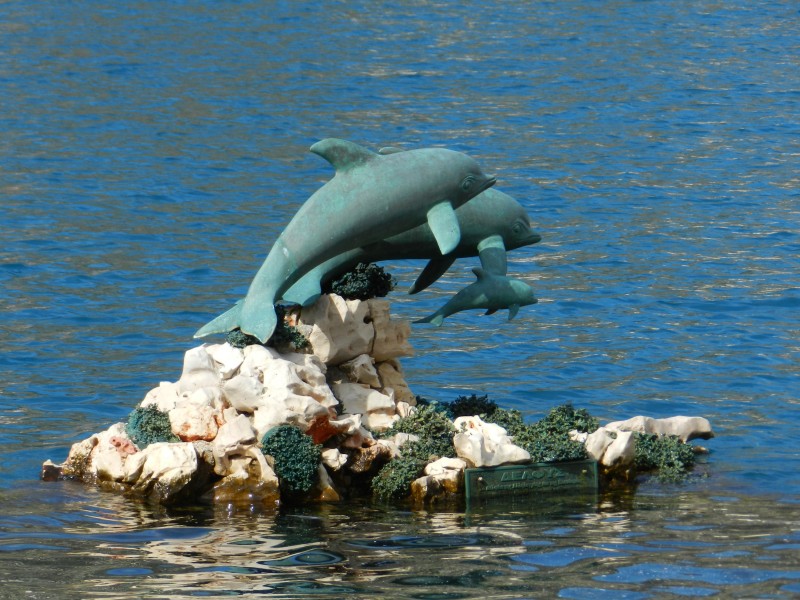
126;405;179;448
261;425;322;497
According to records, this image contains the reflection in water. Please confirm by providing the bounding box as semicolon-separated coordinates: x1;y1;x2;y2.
2;485;797;598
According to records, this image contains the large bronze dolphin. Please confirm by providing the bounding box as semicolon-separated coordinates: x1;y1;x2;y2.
415;268;538;326
281;187;541;307
195;138;496;342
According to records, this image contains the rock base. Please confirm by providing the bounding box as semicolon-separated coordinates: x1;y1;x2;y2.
42;293;714;507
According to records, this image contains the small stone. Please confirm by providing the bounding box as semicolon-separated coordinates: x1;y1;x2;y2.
223;374;265;413
177;346;220;394
340;354;381;387
312;464;341;502
602;430;636;469
582;427;615;462
205;343;244;380
331;383;395;415
321;448;348;471
424;457;467;477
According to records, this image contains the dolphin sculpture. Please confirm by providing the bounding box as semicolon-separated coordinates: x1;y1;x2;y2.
281;187;541;306
195;138;496;342
415;268;538;327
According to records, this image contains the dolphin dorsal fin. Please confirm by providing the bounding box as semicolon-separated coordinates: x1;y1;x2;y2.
378;146;405;155
310;139;377;172
472;267;488;280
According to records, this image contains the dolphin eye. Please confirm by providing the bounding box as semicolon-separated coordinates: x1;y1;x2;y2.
512;221;526;235
460;175;476;191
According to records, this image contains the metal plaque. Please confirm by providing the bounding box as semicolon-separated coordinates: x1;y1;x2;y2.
464;460;598;502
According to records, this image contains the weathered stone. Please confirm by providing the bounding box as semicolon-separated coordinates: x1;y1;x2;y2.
581;427;615;462
347;444;392;473
177;346;220;394
602;430;636;469
141;381;181;413
222;374;265;413
321;448;348;471
212;446;280;505
340;354;380;387
312;464;341;502
213;415;256;474
453;415;530;467
605;415;714;442
368;299;414;362
170;403;220;442
125;442;200;502
411;468;463;504
424;457;467;476
299;294;374;365
205;342;244;380
376;359;416;405
331;383;395;415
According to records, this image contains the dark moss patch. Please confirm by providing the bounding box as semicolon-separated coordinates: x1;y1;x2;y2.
371;455;426;502
512;403;599;463
324;263;396;301
634;433;697;482
261;425;321;497
446;394;525;434
226;305;309;351
382;403;456;460
126;405;179;448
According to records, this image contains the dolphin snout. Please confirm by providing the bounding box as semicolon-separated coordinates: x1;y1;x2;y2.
526;231;542;244
480;176;497;193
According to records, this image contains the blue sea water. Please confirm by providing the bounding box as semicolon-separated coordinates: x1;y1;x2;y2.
1;0;799;597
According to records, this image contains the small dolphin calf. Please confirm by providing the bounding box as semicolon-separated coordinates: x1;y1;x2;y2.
281;187;541;307
415;268;537;327
195;138;496;342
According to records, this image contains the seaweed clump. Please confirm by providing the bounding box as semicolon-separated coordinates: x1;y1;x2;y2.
126;405;178;448
324;263;396;301
372;403;457;501
261;425;321;497
512;403;599;463
634;433;697;482
226;305;309;351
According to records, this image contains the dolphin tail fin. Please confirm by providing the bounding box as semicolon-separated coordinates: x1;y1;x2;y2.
194;301;243;339
414;312;445;327
409;257;456;294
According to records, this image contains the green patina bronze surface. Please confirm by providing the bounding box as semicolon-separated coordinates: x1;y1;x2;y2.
415;267;537;326
281;187;541;307
464;460;598;502
195;138;496;343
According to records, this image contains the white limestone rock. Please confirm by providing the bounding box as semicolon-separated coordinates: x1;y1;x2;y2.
223;373;265;413
581;427;616;462
424;457;467;477
362;411;399;433
340;354;381;387
605;415;714;442
177;346;220;394
299;294;374;365
91;423;132;483
212;414;256;475
368;300;414;362
601;430;636;469
376;359;416;405
321;448;348;471
453;415;530;467
205;343;244;380
124;442;199;501
141;381;182;413
331;383;395;415
396;400;415;418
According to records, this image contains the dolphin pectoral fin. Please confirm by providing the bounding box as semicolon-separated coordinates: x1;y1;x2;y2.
477;235;508;276
427;202;461;255
281;273;323;307
409;257;456;294
194;301;243;338
484;308;498;316
309;138;377;173
508;304;520;320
